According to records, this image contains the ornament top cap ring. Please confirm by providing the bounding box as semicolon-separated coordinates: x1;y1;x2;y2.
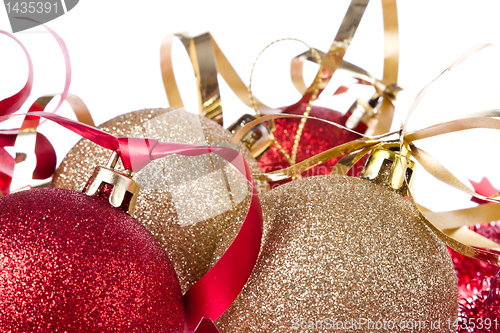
360;142;415;196
345;84;402;133
82;152;140;215
228;114;275;159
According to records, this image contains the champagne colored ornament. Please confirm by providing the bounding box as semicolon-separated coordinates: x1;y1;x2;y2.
216;145;458;333
0;185;184;332
51;108;268;293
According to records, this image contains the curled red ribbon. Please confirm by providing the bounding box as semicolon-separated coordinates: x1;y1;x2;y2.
0;26;86;194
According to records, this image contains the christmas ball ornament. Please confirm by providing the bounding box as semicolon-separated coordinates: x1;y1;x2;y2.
51;108;268;293
216;144;458;332
0;186;184;332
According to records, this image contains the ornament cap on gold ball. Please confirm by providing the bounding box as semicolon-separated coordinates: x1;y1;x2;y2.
360;141;415;196
228;113;275;159
82;152;140;215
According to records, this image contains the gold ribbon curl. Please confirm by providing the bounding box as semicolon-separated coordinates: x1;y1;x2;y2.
160;0;397;130
248;39;324;166
288;0;399;135
160;0;400;176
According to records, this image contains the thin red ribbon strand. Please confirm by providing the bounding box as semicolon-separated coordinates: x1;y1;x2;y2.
21;21;72;128
0;30;34;194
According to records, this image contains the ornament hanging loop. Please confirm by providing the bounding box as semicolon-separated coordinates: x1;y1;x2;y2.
345;82;402;133
229;38;324;160
82;152;139;215
248;38;324;165
247;38;323;116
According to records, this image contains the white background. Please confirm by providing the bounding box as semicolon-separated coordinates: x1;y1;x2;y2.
1;0;500;212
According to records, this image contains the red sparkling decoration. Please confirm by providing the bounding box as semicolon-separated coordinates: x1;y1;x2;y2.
457;273;500;333
450;246;499;300
0;188;185;332
450;177;500;332
258;103;365;188
450;178;500;297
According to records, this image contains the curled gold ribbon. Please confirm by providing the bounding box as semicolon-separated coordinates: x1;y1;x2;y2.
398;43;500;265
422;204;500;229
291;52;399;102
160;31;279;121
161;0;382;122
160;0;400;176
160;32;225;124
236;44;500;266
289;0;399;135
416;204;500;249
290;0;370;106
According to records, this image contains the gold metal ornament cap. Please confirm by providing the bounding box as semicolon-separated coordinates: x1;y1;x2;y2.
360;142;415;196
227;114;275;159
82;152;140;215
345;93;382;131
345;83;402;134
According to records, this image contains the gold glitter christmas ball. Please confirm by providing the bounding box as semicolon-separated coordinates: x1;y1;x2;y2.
51;108;268;293
216;174;458;333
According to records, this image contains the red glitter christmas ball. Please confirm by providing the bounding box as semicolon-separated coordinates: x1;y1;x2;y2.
258;104;364;188
0;188;185;332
